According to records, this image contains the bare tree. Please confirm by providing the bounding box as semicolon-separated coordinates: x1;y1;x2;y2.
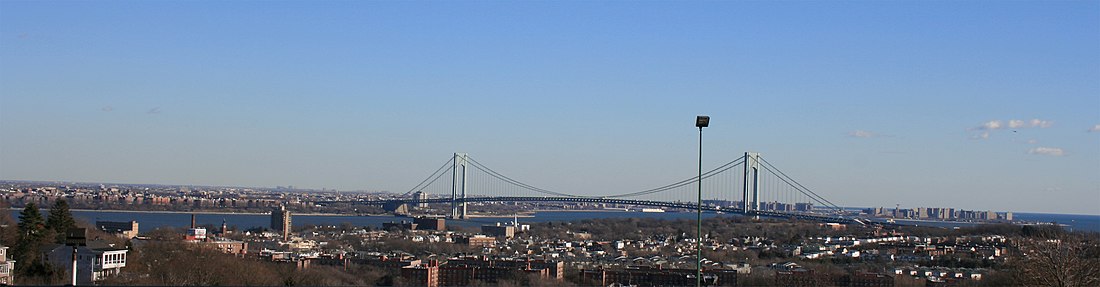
1010;234;1100;287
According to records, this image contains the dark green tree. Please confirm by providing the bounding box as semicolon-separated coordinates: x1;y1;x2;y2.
46;199;76;243
17;203;44;240
14;203;46;271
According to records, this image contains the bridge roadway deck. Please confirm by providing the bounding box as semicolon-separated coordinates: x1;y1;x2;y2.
318;196;859;224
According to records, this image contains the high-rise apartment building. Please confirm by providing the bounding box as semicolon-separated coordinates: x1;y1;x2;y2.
271;205;292;238
413;191;429;208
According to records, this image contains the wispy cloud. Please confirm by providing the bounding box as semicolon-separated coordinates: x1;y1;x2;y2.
1028;147;1065;156
1089;124;1100;133
971;132;990;140
1029;119;1053;128
976;120;1003;130
971;118;1053;139
101;106;114;112
147;107;161;114
974;118;1053;130
1007;120;1025;129
848;130;877;138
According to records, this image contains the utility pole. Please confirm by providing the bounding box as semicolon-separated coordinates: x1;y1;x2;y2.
65;228;87;286
695;115;710;287
71;246;77;286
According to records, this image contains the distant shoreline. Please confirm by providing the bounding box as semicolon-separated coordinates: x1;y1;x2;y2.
8;207;370;217
7;207;642;217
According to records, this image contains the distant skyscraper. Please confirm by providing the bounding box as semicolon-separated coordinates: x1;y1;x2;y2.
413;191;429;208
271;206;292;238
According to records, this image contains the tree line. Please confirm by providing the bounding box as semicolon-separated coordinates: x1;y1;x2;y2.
2;199;83;284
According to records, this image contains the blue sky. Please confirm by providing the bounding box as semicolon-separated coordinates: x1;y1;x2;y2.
1;1;1098;215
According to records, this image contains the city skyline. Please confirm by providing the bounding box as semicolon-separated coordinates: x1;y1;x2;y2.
1;1;1098;215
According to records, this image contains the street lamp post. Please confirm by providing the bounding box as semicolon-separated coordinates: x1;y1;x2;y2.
695;115;709;287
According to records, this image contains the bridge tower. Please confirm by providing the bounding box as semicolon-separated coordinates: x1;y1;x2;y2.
742;152;761;215
451;153;468;219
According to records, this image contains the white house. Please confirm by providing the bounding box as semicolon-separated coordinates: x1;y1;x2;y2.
0;245;15;285
44;242;128;285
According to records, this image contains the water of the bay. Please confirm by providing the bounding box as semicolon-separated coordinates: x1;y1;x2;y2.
9;209;722;232
9;209;1100;233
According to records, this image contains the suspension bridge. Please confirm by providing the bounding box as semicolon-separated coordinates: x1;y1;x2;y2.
321;152;867;225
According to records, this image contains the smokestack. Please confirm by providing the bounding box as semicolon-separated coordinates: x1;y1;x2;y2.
191;214;196;229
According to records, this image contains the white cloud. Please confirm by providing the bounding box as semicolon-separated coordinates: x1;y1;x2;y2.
974;118;1053;130
977;120;1003;130
1008;120;1025;128
848;130;876;138
970;118;1053;139
1089;124;1100;132
1028;147;1065;156
1026;139;1038;144
1028;119;1053;128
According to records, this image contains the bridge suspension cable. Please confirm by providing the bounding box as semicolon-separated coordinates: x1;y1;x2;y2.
757;156;844;213
464;156;581;198
402;157;455;196
399;153;847;216
340;152;860;224
466;154;751;199
604;155;746;198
